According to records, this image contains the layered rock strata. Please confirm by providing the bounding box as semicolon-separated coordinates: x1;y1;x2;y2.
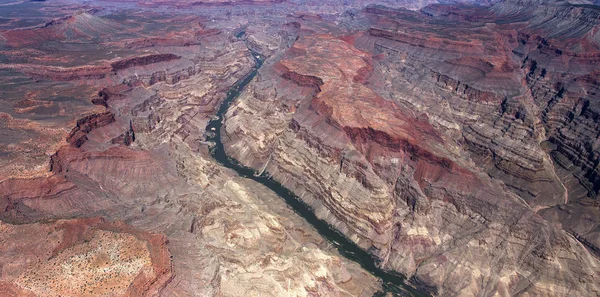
222;4;600;295
3;0;600;296
0;4;382;296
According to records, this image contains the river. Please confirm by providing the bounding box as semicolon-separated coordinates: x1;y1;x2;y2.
204;48;430;297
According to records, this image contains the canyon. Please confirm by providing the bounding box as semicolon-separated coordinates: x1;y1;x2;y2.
1;0;600;296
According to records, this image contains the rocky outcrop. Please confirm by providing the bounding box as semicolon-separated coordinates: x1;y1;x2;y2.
111;54;181;72
66;112;116;148
275;63;324;88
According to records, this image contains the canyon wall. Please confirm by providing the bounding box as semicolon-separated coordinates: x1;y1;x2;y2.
222;1;600;295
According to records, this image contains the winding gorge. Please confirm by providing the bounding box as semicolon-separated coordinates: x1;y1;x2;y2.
0;0;600;296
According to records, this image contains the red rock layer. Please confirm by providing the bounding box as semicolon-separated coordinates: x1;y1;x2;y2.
111;54;181;72
66;112;116;148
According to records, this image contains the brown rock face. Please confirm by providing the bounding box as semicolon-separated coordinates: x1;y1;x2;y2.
110;54;181;72
66;112;116;148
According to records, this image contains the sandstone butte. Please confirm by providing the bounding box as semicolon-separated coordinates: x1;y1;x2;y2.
1;0;600;296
